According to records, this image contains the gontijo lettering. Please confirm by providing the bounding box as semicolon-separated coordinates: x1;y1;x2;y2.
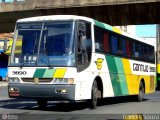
133;63;149;72
133;63;156;72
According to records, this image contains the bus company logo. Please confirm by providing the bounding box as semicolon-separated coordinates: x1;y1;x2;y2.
34;78;39;84
95;58;104;70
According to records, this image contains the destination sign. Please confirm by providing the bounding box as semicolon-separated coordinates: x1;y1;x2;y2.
18;24;42;30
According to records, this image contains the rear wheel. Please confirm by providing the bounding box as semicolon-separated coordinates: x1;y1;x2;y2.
37;100;47;109
91;81;98;109
137;82;144;102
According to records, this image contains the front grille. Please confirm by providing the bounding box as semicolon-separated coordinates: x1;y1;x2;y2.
21;78;53;83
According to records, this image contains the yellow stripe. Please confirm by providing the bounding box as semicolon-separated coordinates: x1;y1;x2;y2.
122;59;136;95
53;68;67;78
157;64;160;73
112;27;122;34
122;59;155;94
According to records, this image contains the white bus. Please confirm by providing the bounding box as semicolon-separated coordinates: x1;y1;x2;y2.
8;15;156;109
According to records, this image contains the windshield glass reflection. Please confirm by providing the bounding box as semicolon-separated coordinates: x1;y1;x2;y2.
11;21;76;67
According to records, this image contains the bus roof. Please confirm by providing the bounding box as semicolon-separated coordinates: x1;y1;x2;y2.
17;15;93;23
17;15;155;47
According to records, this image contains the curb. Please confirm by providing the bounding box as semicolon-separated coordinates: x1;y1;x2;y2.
0;82;8;87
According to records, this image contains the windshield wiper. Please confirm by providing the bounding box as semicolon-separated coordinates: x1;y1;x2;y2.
38;49;53;69
40;34;54;69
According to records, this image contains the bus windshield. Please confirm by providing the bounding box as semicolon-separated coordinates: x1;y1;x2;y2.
11;21;76;67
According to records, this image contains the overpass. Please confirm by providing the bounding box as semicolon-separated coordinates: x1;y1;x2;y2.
0;0;160;32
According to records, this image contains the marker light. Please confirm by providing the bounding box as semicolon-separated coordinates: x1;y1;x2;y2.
53;78;74;84
8;77;20;83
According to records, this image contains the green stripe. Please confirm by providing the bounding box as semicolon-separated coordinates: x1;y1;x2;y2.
43;69;56;78
33;69;46;78
106;56;122;96
114;57;128;95
94;20;112;31
157;73;160;81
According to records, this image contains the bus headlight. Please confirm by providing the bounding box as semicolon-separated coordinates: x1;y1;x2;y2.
53;78;74;84
8;78;20;83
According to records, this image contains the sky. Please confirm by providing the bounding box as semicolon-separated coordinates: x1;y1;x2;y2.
136;24;156;38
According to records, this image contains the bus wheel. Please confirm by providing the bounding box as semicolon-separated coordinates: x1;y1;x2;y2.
137;82;144;102
37;100;47;109
91;80;98;109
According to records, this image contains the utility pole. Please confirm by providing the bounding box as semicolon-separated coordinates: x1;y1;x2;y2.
157;25;159;62
157;24;160;89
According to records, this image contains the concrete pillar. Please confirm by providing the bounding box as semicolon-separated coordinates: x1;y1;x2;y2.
157;24;160;63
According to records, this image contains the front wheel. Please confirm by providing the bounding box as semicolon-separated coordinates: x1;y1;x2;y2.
90;81;98;109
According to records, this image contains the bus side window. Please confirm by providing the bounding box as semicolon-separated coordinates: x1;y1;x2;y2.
122;39;126;56
126;40;131;57
94;26;105;53
143;46;148;61
111;35;117;55
133;42;139;58
148;46;155;63
103;32;109;53
117;36;123;55
77;31;85;64
77;21;92;71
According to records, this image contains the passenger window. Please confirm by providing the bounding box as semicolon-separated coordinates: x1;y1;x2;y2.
133;42;139;58
94;26;105;52
77;21;92;72
111;35;117;55
103;32;109;53
126;40;131;57
117;37;123;55
122;39;126;56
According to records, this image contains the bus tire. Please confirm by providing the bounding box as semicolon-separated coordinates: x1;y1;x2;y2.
37;100;47;109
90;80;98;109
137;82;144;102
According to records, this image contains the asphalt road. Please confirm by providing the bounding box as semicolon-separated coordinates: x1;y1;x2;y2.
0;85;160;120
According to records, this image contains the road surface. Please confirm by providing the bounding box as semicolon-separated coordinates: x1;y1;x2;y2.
0;85;160;120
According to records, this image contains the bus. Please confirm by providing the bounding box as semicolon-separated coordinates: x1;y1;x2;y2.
0;33;22;81
0;38;12;81
8;15;156;109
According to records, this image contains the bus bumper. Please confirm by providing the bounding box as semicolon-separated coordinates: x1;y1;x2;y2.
8;83;75;101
